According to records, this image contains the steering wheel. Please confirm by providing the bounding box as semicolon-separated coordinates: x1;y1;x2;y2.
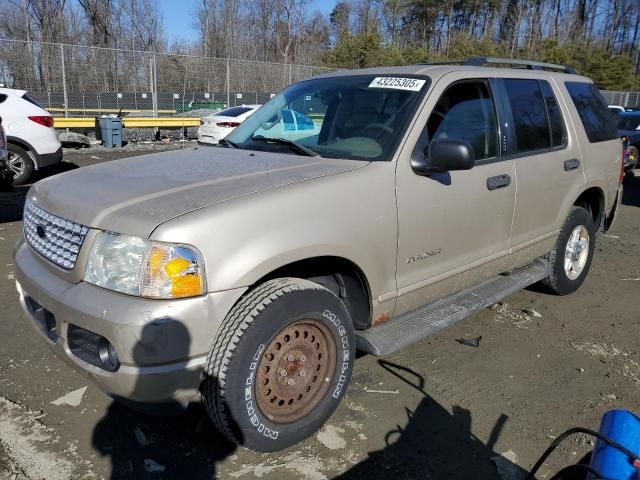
361;123;394;137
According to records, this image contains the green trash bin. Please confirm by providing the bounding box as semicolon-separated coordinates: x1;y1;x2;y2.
95;117;123;148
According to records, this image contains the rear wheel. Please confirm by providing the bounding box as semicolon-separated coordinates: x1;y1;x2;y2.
7;144;34;185
542;206;596;295
202;278;355;452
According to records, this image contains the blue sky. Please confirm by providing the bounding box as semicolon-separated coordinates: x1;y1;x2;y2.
158;0;338;45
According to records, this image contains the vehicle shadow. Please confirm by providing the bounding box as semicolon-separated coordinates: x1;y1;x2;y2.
335;360;528;480
91;319;237;480
0;162;78;223
622;171;640;207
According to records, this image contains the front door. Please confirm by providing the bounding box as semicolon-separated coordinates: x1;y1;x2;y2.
394;75;516;314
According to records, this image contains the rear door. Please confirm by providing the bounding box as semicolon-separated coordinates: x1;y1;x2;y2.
495;77;585;263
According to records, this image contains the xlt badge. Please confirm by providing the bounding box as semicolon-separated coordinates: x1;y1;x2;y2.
406;248;442;264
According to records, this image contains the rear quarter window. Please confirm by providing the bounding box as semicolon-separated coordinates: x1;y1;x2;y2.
565;82;618;143
0;94;6;104
21;93;44;108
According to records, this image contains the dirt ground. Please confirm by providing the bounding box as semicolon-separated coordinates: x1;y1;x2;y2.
0;143;639;480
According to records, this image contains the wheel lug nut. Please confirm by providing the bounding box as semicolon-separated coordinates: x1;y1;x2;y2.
287;354;295;362
299;355;306;362
287;379;295;386
280;369;287;377
299;369;306;377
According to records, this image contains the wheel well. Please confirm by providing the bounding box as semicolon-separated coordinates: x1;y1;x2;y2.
6;136;34;153
574;187;604;230
256;256;372;330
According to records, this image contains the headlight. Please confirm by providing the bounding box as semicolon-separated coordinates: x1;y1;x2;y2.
84;232;205;299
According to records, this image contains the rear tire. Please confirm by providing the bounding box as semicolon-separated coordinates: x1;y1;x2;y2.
542;206;596;295
7;144;34;186
202;278;355;452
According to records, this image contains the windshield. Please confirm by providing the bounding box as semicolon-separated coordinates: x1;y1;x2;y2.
618;115;640;131
225;75;430;161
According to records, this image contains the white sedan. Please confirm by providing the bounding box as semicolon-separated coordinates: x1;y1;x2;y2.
198;105;261;145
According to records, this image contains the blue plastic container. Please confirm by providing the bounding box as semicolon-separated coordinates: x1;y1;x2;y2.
588;410;640;479
95;117;123;148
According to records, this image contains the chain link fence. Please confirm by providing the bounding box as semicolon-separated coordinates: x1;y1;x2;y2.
0;39;337;117
2;38;639;117
600;91;640;108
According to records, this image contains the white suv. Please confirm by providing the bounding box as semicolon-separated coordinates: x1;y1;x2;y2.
0;88;62;185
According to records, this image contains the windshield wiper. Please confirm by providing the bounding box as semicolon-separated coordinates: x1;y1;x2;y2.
219;138;237;148
252;137;320;157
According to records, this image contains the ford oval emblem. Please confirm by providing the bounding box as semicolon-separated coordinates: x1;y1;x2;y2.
36;224;46;239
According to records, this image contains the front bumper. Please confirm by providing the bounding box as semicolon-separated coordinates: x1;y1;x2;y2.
14;241;246;405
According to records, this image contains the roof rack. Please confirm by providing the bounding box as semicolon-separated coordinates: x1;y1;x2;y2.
423;57;577;74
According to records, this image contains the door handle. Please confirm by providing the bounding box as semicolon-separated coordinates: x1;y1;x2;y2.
564;158;581;171
486;174;511;191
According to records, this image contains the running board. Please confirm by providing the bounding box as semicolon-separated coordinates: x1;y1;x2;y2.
356;259;550;356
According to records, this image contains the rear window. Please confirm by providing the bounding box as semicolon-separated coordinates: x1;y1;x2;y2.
617;115;640;131
21;93;44;108
565;82;618;143
218;107;252;117
504;78;550;152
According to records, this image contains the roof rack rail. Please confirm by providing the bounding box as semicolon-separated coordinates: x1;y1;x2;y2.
423;57;577;74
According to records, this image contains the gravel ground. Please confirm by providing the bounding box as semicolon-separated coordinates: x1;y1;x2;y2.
0;146;639;480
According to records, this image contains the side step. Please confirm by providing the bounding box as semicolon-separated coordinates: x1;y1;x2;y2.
356;259;550;356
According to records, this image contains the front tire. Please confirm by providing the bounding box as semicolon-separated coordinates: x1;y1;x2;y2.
542;206;596;295
202;278;355;452
7;144;34;186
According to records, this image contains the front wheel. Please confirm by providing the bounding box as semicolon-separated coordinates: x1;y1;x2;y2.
202;278;355;452
541;206;596;295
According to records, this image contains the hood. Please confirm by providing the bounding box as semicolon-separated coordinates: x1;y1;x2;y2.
30;147;368;238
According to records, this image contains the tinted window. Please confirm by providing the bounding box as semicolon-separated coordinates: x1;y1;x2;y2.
504;79;550;152
427;81;498;161
565;82;618;142
21;93;43;108
0;94;6;104
617;115;640;131
539;81;566;147
218;107;252;117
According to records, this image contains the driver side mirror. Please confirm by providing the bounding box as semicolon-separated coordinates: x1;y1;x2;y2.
411;138;475;176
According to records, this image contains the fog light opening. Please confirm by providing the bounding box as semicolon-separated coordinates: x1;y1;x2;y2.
98;338;120;372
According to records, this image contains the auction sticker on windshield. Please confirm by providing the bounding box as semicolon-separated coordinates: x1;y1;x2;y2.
368;77;426;91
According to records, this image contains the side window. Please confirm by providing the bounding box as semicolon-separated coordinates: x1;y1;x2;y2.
504;79;550;152
0;94;6;104
426;80;498;162
539;81;566;147
565;82;618;143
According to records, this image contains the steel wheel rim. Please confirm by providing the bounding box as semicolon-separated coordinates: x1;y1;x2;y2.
564;225;589;280
7;151;25;177
256;319;336;424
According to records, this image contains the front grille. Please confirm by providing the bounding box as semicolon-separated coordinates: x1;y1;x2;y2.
23;200;88;270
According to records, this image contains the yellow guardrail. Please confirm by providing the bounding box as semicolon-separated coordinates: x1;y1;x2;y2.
49;108;177;114
53;117;201;129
